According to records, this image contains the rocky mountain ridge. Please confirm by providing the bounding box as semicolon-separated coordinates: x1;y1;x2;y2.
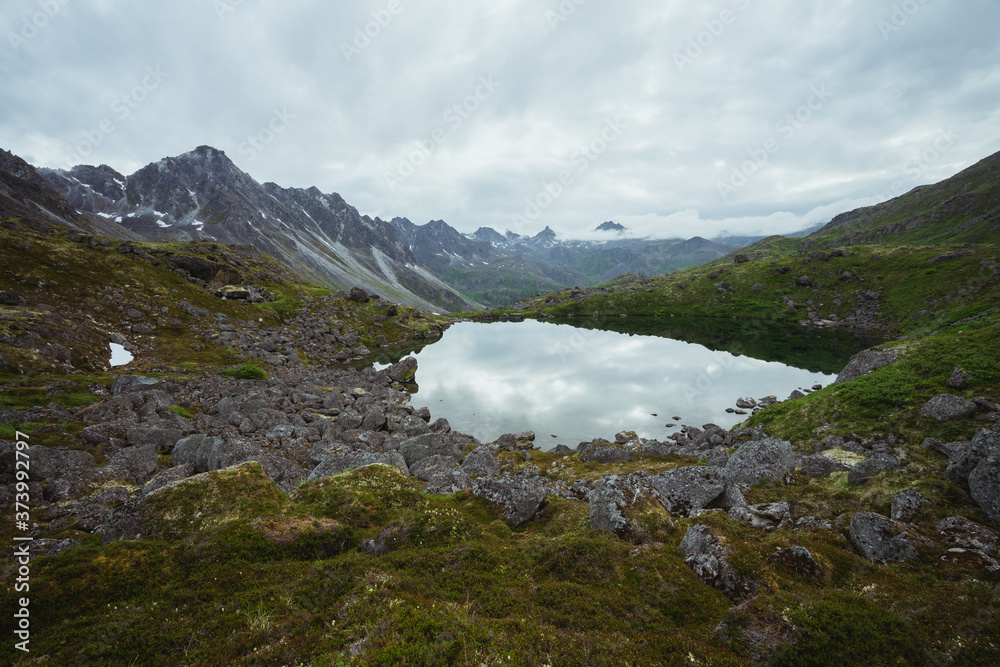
31;146;477;313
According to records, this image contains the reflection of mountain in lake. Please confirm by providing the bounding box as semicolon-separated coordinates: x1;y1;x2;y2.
394;320;855;448
549;316;880;375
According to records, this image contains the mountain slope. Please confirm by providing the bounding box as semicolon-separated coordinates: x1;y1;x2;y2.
38;146;478;312
809;149;1000;247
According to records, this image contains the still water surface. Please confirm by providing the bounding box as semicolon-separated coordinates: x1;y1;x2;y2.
383;319;873;450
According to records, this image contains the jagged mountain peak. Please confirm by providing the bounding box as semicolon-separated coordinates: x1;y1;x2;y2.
595;220;627;233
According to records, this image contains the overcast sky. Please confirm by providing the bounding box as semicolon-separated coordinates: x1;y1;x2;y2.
2;1;999;240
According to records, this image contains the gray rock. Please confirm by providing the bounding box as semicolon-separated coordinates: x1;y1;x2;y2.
799;455;849;478
736;397;757;409
409;454;459;482
679;524;757;602
171;434;221;472
424;469;473;495
921;394;978;422
746;502;791;530
643;466;726;516
496;433;517;451
472;475;546;527
459;446;500;478
891;489;928;523
588;474;674;543
126;428;183;449
833;348;898;385
725;437;795;486
143;464;196;495
111;374;167;395
578;441;635;463
848;453;900;485
26;446;95;483
308;451;408;481
946;367;975;390
947;427;999;485
388;357;417;383
398;433;464;467
970;454;1000;527
108;444;159;484
937;516;1000;557
240;395;270;415
767;546;821;578
849;511;921;564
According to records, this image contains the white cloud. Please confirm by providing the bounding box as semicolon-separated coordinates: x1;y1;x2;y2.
2;0;999;240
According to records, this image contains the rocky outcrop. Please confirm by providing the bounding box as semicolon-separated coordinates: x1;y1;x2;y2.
680;524;757;602
643;466;726;517
588;474;675;544
578;441;634;463
833;348;897;385
849;512;923;564
970;454;1000;527
472;475;546;527
921;394;978;422
725;437;795;486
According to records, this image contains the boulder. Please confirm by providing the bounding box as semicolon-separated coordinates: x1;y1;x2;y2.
847;453;900;485
679;524;757;602
643;466;726;516
921;394;978;422
459;446;500;478
891;489;928;523
398;433;464;467
349;287;370;303
767;546;822;578
937;516;1000;557
946;367;975;390
588;474;674;543
408;454;459;482
424;469;473;495
143;464;196;495
833;348;898;385
171;434;222;472
578;441;635;463
849;511;921;564
799;455;850;478
126;428;183;449
496;433;517;451
472;475;546;527
970;454;1000;527
107;444;159;484
0;291;26;306
746;502;791;530
947;426;999;485
388;357;418;383
111;374;167;396
308;451;408;481
725;437;795;486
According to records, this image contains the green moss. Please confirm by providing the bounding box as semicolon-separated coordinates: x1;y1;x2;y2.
219;363;268;381
167;404;194;419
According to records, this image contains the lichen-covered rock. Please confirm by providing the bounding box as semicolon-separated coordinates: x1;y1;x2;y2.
947;426;1000;486
970;454;1000;528
408;454;458;482
746;502;791;530
107;444;158;484
937;516;1000;557
398;433;464;467
143;464;196;495
578;441;635;463
424;469;473;495
891;489;928;523
472;475;546;527
459;445;500;478
767;546;822;578
799;455;849;478
679;524;756;602
849;511;922;564
126;427;183;449
388;356;417;383
308;451;408;481
725;437;795;486
848;453;900;485
921;394;978;422
643;466;726;516
833;348;898;385
588;474;675;544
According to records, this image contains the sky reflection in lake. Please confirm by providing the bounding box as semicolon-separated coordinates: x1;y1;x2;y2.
406;321;837;450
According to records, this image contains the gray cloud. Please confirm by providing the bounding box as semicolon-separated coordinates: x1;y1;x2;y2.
2;0;998;240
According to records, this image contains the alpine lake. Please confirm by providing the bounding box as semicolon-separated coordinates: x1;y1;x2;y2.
372;317;879;451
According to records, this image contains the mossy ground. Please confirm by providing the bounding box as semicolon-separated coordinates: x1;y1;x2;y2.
6;461;999;665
